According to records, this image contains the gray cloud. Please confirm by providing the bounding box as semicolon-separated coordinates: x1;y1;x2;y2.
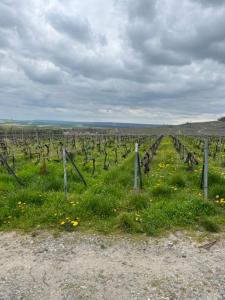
0;0;225;124
0;32;10;48
48;13;93;44
193;0;225;6
19;59;63;85
0;3;19;28
128;0;156;20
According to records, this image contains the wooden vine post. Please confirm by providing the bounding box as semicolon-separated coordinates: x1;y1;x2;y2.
134;143;142;190
134;143;138;189
218;136;222;166
36;129;39;145
63;147;67;199
204;137;208;200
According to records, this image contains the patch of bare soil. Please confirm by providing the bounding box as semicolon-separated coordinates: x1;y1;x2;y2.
1;231;225;300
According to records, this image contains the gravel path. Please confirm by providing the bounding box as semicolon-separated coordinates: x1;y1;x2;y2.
1;231;225;300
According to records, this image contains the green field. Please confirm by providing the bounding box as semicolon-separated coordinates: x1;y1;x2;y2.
1;135;225;235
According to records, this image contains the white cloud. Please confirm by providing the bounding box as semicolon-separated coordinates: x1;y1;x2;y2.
0;0;225;124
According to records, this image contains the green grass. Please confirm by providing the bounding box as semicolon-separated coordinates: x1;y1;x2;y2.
1;137;225;236
151;185;172;197
200;217;220;233
142;196;220;235
127;192;150;211
169;174;186;187
209;184;225;200
117;212;142;233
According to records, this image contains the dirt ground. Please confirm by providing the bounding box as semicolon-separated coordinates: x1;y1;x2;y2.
1;231;225;300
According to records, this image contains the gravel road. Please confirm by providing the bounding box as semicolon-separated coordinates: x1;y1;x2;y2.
1;231;225;300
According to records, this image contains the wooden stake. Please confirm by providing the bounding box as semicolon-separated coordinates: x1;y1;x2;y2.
63;147;67;199
134;143;139;189
204;137;208;200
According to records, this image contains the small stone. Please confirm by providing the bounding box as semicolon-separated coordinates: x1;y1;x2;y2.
80;285;87;289
100;243;107;249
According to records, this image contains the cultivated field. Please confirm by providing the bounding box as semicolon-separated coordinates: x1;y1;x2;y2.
1;127;225;235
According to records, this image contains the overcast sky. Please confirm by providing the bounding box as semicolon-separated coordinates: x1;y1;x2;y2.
0;0;225;124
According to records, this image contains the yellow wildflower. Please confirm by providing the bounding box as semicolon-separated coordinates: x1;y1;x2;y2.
72;221;79;227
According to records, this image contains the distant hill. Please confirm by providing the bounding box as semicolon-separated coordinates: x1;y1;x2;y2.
0;119;164;129
1;119;225;136
218;117;225;122
174;120;225;136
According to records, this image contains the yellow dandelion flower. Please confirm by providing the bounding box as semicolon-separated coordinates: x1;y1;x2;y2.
72;221;79;227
